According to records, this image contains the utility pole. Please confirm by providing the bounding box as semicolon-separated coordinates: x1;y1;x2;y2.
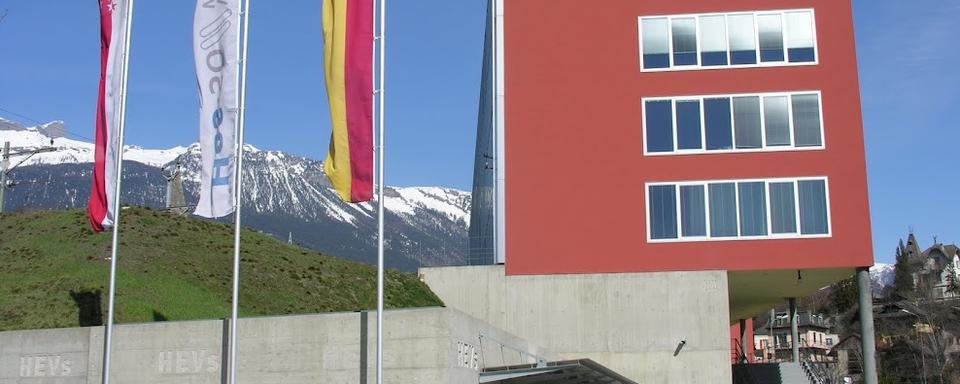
0;141;59;214
0;142;9;213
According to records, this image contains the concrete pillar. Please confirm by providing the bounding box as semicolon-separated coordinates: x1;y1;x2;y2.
739;318;749;364
789;298;799;362
857;267;879;384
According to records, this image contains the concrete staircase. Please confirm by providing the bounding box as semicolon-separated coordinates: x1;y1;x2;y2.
733;363;817;384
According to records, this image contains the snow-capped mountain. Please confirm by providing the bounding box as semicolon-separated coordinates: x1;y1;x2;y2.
0;119;187;167
1;118;471;270
870;262;895;291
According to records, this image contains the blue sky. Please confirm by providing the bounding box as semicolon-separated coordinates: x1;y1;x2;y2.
0;1;957;264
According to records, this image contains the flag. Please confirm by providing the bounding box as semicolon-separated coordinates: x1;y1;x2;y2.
89;0;132;232
322;0;374;203
193;0;241;218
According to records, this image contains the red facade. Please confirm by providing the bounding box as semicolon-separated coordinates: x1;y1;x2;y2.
503;0;872;275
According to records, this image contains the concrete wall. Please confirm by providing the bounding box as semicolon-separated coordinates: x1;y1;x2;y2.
0;308;552;384
420;265;732;383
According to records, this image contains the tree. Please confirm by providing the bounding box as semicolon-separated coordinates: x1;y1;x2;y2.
892;240;915;300
945;262;960;295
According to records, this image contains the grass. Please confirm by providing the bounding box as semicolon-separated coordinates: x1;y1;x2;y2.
0;207;443;331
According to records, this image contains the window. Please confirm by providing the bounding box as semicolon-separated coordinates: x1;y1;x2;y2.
757;14;785;62
645;100;674;153
643;91;824;155
728;14;757;65
639;9;817;71
642;18;670;69
672;18;698;66
699;16;728;66
647;177;831;242
739;182;767;236
764;95;791;146
792;94;823;147
798;179;829;235
680;185;707;237
704;98;733;151
733;96;762;149
769;182;797;234
709;183;738;238
676;100;703;150
649;185;678;239
786;11;816;62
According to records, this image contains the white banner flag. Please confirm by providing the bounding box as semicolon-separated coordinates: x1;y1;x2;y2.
193;0;240;218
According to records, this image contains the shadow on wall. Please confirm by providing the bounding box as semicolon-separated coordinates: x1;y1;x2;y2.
69;289;103;327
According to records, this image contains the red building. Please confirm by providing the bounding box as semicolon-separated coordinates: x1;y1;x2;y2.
499;0;872;318
445;1;877;382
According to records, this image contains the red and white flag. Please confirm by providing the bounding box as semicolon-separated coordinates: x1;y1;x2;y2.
88;0;132;232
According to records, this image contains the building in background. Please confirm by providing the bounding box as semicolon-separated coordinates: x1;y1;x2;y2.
442;0;877;382
754;311;839;363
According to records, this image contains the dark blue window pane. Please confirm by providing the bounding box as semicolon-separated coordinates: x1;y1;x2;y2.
673;53;697;66
680;185;706;237
798;180;829;235
644;54;670;69
769;182;797;234
731;50;757;65
788;48;815;63
701;52;728;66
649;185;678;239
738;182;768;236
704;98;733;150
676;100;702;150
709;183;738;237
761;49;784;62
645;100;674;153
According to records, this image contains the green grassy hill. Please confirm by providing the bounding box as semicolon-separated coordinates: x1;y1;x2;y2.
0;207;443;331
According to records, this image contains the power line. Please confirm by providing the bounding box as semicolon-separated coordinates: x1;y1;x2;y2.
0;106;95;142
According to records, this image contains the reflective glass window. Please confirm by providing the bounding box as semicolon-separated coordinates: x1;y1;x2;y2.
769;182;798;234
645;100;674;153
763;96;791;146
792;94;822;147
786;11;816;62
672;18;698;66
680;185;707;237
642;18;670;69
733;96;762;149
676;100;703;150
649;185;678;239
704;98;733;150
699;16;728;66
798;180;829;235
758;14;785;62
709;183;738;237
738;182;768;236
728;14;757;65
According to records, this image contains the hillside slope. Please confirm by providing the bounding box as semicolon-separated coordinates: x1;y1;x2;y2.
0;208;442;331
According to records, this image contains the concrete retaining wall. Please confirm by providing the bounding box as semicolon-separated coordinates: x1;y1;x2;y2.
420;265;733;383
0;308;552;383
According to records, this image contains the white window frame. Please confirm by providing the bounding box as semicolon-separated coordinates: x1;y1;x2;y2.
637;8;819;72
645;176;832;243
642;90;826;156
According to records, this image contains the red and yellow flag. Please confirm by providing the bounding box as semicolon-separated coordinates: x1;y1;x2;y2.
322;0;374;203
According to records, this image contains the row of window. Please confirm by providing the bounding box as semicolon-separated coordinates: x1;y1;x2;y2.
640;9;817;71
644;92;823;154
647;178;830;242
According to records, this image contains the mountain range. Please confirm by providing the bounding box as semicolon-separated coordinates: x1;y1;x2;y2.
0;117;471;271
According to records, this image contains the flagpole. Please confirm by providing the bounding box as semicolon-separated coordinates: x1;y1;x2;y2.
375;0;386;382
101;1;134;383
227;0;251;383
